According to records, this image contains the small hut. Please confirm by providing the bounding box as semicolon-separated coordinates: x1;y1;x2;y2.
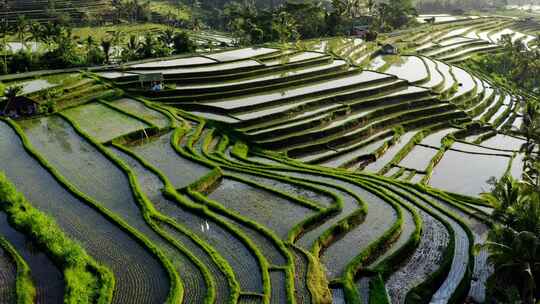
1;96;39;117
379;44;398;55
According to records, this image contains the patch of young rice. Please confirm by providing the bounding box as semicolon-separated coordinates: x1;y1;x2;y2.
62;103;149;142
129;131;210;188
237;294;265;304
209;178;314;240
110;147;211;304
0;240;16;303
124;148;264;293
0;121;169;304
404;190;471;303
110;98;170;129
0;219;20;304
424;193;491;303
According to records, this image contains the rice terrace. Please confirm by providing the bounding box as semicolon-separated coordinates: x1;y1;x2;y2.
1;0;540;303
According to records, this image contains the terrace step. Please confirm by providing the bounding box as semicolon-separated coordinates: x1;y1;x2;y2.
287;111;468;158
166;60;348;95
149;64;354;102
260;103;458;151
248;93;436;142
175;71;397;115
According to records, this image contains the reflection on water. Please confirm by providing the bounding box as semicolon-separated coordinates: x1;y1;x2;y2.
430;150;510;196
19;116;73;154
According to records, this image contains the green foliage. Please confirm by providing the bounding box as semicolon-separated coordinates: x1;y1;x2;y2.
481;174;540;303
372;0;418;32
369;274;391;304
172;31;196;54
469;37;540;94
0;171;114;304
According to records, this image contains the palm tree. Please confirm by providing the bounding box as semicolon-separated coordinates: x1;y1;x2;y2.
28;22;43;45
482;175;524;224
137;33;156;58
159;28;175;47
101;39;112;64
0;18;9;74
520;100;540;186
14;15;28;46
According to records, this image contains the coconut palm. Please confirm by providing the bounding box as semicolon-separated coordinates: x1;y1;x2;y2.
137;33;157;58
158;28;175;47
14;15;28;46
520;100;540;186
28;22;43;44
483;175;524;224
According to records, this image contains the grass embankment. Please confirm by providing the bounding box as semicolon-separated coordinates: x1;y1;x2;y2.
171;120;334;303
58;112;185;304
227;137;479;302
0;172;114;304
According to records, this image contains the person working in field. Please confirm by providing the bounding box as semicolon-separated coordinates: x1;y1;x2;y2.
151;81;163;92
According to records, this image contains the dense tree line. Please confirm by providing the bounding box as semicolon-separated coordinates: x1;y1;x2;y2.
469;35;540;94
0;17;196;74
204;0;416;45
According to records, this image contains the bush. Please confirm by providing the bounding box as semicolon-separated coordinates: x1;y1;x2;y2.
8;51;38;73
172;32;196;54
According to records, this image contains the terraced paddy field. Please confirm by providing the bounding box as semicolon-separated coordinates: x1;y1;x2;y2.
0;15;537;304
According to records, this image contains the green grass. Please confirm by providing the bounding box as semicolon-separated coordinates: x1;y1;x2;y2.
62;102;150;142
